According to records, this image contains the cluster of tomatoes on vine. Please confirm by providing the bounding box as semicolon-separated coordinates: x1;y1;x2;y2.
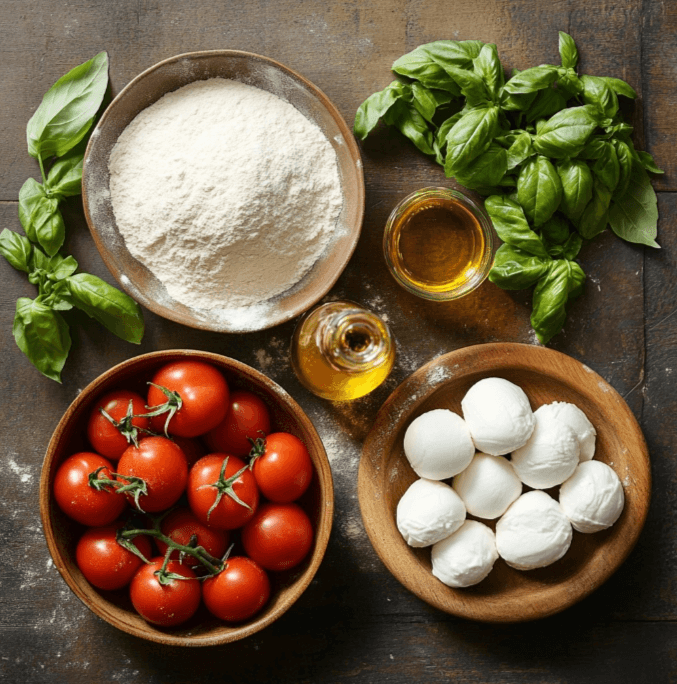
53;360;315;627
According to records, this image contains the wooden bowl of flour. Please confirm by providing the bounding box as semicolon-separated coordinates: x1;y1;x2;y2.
82;51;364;333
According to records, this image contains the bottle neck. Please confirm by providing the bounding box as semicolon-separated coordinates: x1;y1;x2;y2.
318;307;392;373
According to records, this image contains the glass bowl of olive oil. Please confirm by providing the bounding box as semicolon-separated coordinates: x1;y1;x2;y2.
383;187;495;300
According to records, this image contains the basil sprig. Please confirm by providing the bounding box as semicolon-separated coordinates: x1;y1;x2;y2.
1;53;145;382
354;32;663;344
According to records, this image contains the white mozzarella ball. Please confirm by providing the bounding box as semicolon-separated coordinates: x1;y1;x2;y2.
431;520;499;588
461;378;535;455
495;491;572;570
536;402;597;461
396;478;466;547
559;461;625;533
511;408;580;489
452;453;522;519
403;409;474;480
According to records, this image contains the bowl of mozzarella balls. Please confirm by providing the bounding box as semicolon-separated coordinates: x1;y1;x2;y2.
358;343;650;623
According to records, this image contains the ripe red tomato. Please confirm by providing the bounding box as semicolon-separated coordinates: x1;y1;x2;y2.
86;390;150;460
147;361;229;438
170;436;206;469
53;452;126;526
130;557;201;626
187;454;259;530
116;437;188;512
156;508;229;567
251;432;313;503
76;523;152;591
202;556;270;622
205;390;271;456
241;502;313;572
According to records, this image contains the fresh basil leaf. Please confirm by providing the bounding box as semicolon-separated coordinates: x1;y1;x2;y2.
423;39;484;67
556;68;584;99
392;49;463;95
578;136;607;160
581;74;618;119
557;159;594;223
517;156;563;227
636;150;664;175
18;178;47;242
383;100;435;156
45;149;83;198
601;77;637;100
354;81;411;139
485;195;550;258
48;254;79;280
67;273;145;343
540;214;570;245
34;200;65;257
436;112;464;146
500;90;538;112
444;105;500;175
561;232;583;260
531;260;585;344
608;161;659;248
578;179;612;239
502;66;559;96
409;83;439;123
532;105;600;159
489;243;550;290
558;32;579;69
605;122;633;141
0;229;33;273
506;131;534;170
13;297;71;382
525;88;567;123
26;52;108;160
454;144;508;188
30;246;51;272
473;44;504;99
612;140;633;198
592;141;620;192
443;65;491;107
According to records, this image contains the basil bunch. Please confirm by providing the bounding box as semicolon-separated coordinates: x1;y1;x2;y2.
1;53;144;382
354;33;662;344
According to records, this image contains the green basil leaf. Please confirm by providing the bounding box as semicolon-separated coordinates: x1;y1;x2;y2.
612;140;633;198
592;141;620;192
354;81;411;139
444;105;500;175
561;232;583;260
18;178;47;242
532;105;600;159
436;112;464;147
608;161;659;247
557;68;584;99
581;75;619;119
408;83;439;123
48;254;79;280
502;66;559;96
558;32;579;69
392;50;462;95
383;100;435;156
472;44;504;99
601;77;637;100
578;179;612;239
531;260;585;344
485;195;550;258
26;52;108;160
45;149;83;198
443;65;491;107
30;246;51;272
636;150;664;175
500;90;538;112
605;122;633;141
423;40;484;67
540;214;570;245
0;229;33;273
34;200;65;257
67;273;145;343
557;159;594;223
517;156;563;227
525;88;568;123
454;144;508;189
13;297;71;382
489;243;550;290
506;131;534;170
578;136;607;160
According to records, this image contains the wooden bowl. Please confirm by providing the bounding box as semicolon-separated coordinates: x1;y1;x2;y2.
82;51;364;333
40;350;334;646
358;343;650;623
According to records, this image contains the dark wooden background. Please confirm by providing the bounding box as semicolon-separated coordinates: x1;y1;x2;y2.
1;1;676;681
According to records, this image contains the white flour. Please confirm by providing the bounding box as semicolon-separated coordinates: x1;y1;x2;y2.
108;78;343;310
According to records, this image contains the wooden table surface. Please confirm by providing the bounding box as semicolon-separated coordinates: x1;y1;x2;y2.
1;1;675;682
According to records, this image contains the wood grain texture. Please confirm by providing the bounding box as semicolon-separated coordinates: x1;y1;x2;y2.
0;0;674;681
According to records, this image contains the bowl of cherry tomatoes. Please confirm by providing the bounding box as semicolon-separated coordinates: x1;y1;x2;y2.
40;350;333;646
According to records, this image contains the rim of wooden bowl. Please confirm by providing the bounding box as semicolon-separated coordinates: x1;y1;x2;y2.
40;350;334;646
82;50;365;333
358;342;651;623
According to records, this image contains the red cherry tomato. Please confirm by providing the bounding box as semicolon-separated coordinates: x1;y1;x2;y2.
86;390;150;460
170;436;206;469
76;523;152;591
202;556;270;622
147;361;229;438
187;454;259;530
116;437;188;512
53;452;126;526
205;390;271;457
251;432;313;503
241;502;313;572
130;557;201;626
156;508;229;567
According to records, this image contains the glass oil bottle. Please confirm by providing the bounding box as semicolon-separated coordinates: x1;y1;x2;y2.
290;301;395;401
